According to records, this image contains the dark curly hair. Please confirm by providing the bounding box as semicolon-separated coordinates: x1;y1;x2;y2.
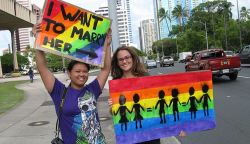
111;46;147;79
67;60;90;72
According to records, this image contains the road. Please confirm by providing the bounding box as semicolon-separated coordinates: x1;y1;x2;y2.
69;62;250;144
148;63;250;144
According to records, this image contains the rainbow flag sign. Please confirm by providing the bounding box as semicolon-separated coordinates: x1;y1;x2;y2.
109;71;216;144
35;0;111;67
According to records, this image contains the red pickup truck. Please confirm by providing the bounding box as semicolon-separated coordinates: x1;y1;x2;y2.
185;49;241;80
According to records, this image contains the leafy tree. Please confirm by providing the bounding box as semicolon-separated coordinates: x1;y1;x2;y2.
217;1;233;49
241;20;250;45
158;8;172;33
165;1;250;53
129;46;147;57
240;6;250;21
190;0;220;47
45;54;65;72
1;53;29;73
22;45;36;69
172;5;188;32
23;45;35;62
147;53;157;60
152;39;176;57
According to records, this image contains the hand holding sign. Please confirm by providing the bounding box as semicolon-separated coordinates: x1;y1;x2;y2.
32;23;42;37
104;29;112;48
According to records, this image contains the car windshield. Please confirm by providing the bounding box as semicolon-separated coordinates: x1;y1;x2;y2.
147;60;155;62
200;51;223;59
163;56;172;59
224;51;233;55
240;46;250;54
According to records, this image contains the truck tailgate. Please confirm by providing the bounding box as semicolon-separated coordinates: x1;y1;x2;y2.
208;56;241;70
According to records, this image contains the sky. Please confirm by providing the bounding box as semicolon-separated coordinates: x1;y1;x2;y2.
0;0;249;55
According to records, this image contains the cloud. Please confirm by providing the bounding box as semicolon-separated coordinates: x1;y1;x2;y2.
1;0;250;52
130;0;154;47
228;0;250;18
0;31;11;55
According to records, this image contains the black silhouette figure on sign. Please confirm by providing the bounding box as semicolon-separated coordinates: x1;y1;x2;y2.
186;87;199;119
169;88;181;122
200;84;211;117
155;90;168;124
130;93;145;129
114;95;130;131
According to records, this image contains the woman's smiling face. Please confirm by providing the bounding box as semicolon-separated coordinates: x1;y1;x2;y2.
68;63;89;89
117;50;133;73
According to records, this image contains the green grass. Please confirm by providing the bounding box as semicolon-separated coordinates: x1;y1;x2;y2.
0;81;28;115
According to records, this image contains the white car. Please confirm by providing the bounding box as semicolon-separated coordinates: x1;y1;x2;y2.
224;51;234;57
160;56;174;67
145;60;157;69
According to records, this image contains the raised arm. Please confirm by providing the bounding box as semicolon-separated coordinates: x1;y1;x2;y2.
35;50;55;93
155;101;160;109
114;107;120;116
33;23;55;93
178;98;182;105
208;94;211;101
97;29;112;90
140;105;145;111
164;100;168;107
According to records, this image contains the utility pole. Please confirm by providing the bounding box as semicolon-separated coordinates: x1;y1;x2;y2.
196;21;209;50
161;40;164;57
176;38;178;56
0;57;3;78
205;22;209;50
236;0;243;51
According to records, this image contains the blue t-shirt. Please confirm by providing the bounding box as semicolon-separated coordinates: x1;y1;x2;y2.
50;78;106;144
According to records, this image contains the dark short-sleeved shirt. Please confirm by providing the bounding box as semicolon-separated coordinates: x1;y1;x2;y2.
50;78;105;144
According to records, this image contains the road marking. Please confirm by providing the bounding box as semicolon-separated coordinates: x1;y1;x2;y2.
238;76;250;79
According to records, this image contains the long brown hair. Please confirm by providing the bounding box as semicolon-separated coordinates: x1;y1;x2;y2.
111;46;147;79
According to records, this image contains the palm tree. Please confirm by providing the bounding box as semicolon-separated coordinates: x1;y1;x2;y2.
218;1;233;50
240;6;250;21
172;5;188;32
158;7;172;33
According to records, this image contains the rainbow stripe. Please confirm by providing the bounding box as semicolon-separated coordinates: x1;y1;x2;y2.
35;0;111;67
109;71;216;144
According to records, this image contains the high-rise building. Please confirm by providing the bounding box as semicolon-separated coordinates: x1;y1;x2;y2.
31;4;42;22
139;19;157;55
95;0;133;47
15;0;32;52
154;0;208;39
120;0;133;43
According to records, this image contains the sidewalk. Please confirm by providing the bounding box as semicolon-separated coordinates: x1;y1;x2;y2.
0;73;181;144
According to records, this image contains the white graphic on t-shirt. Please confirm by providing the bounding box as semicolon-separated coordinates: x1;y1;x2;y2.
78;91;105;144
